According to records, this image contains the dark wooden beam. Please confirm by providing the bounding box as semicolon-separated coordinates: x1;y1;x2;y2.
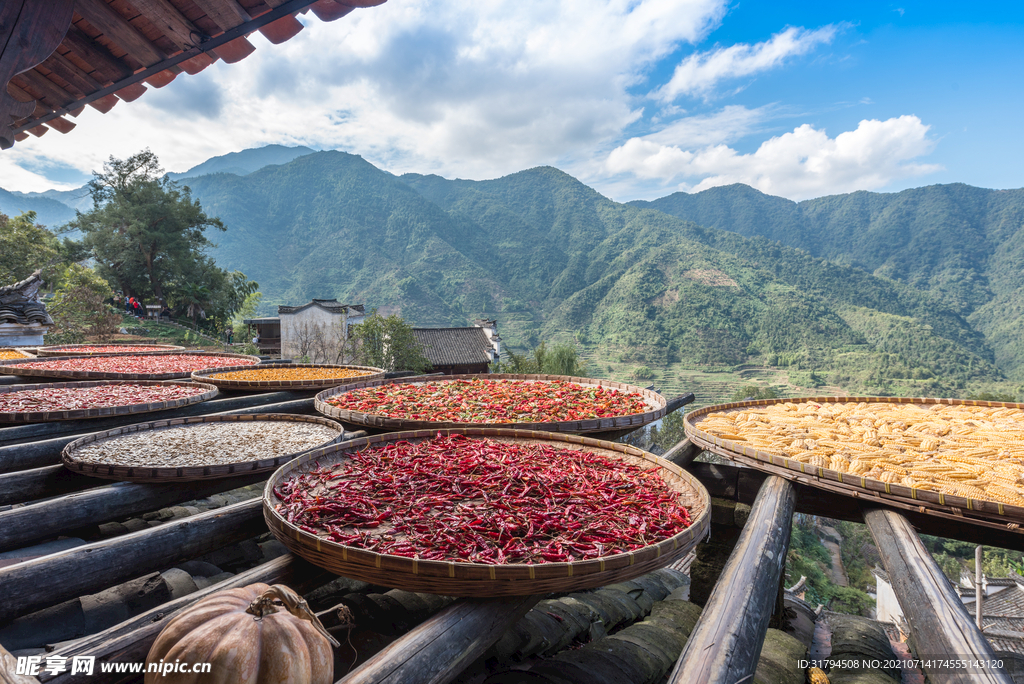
668;476;795;684
661;438;699;468
0;0;75;148
127;0;205;51
0;463;97;508
864;508;1013;684
41;51;101;97
61;26;132;82
73;0;167;67
340;595;542;684
37;554;332;684
12;70;76;108
0;499;265;622
0;472;268;550
191;0;251;30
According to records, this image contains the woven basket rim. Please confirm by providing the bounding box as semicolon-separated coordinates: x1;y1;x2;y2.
0;379;218;424
262;427;710;596
61;412;344;482
0;351;261;380
36;343;185;357
314;373;667;434
191;363;386;391
684;395;1024;526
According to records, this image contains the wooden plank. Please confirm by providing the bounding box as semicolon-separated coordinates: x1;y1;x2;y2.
74;0;167;66
1;641;39;683
42;52;102;97
128;0;204;51
688;462;740;499
0;499;265;622
0;464;97;508
61;26;132;82
13;71;76;108
668;476;795;684
38;554;332;684
0;472;268;550
341;595;542;684
190;0;251;30
863;508;1013;684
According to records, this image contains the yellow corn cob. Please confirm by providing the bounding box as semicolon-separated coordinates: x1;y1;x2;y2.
807;666;830;684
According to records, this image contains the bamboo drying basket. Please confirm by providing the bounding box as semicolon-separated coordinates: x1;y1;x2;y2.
192;363;385;392
36;343;185;357
685;396;1024;533
62;413;344;482
0;348;34;360
0;379;218;424
315;374;667;434
263;428;710;596
0;350;261;381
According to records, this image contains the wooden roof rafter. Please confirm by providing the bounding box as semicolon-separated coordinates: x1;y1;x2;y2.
0;0;386;149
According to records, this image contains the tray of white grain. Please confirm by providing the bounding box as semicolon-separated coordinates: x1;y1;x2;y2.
61;414;344;482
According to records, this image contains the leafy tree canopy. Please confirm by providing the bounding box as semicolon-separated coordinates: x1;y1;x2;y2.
492;342;588;377
0;211;85;287
65;150;256;329
351;309;432;372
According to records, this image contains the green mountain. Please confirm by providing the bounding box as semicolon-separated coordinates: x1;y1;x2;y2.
0;187;77;227
180;151;1004;394
167;144;315;181
631;184;1024;378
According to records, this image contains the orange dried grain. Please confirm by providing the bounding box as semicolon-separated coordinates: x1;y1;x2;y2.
210;366;374;382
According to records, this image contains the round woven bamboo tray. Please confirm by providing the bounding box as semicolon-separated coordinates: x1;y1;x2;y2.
314;374;667;434
0;348;34;360
0;351;260;381
191;363;385;392
62;413;345;482
685;396;1024;532
0;379;218;424
36;343;185;357
263;428;710;596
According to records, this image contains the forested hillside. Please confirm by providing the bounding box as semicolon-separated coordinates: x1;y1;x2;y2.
632;183;1024;379
168;151;1008;397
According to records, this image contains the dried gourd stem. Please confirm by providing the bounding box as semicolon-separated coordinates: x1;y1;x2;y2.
246;585;341;647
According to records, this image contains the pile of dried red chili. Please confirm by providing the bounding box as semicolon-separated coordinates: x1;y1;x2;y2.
324;378;650;423
0;383;209;413
274;434;691;564
14;354;256;375
46;345;173;354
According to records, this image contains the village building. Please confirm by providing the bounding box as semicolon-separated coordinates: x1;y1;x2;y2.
874;565;1024;655
245;299;365;358
0;271;53;347
412;319;502;374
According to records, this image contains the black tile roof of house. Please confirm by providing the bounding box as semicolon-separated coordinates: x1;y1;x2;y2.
412;327;493;367
278;299;360;315
0;270;52;326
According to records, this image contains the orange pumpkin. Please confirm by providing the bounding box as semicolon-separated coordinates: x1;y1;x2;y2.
145;584;338;684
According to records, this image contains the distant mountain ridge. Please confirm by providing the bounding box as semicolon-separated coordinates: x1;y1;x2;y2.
5;146;1023;391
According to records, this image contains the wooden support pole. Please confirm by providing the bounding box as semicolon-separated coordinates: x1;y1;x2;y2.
0;435;81;474
0;464;97;508
0;499;265;622
864;508;1012;684
661;438;699;468
0;472;267;551
668;476;795;684
38;554;332;684
1;641;39;683
339;595;541;684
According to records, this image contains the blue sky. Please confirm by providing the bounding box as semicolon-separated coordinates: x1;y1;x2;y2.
3;0;1022;202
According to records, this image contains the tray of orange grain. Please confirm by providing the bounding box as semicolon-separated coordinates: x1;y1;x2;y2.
35;343;185;357
0;379;218;424
62;413;345;482
685;396;1024;531
314;374;667;434
0;348;33;361
263;428;709;596
191;363;385;392
0;351;260;381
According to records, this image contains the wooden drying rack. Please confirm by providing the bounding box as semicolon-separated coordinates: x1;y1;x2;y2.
0;377;1013;683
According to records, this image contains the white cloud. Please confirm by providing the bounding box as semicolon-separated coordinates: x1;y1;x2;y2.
3;0;730;189
606;115;942;200
655;25;838;101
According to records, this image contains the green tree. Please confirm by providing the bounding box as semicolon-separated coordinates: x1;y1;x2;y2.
729;385;780;402
492;342;588;376
67;150;224;305
47;264;121;344
0;211;84;287
351;309;432;372
66;151;257;331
